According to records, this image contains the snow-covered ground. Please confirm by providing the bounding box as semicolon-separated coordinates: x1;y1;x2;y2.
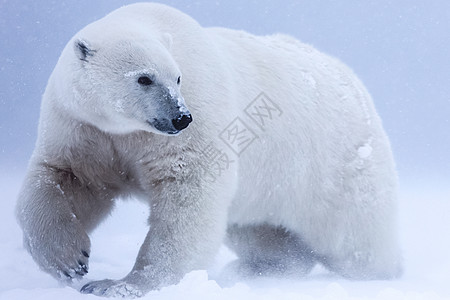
1;172;449;300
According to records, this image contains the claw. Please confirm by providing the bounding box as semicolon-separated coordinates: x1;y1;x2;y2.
80;283;107;295
62;271;73;280
75;268;87;276
73;260;88;276
80;280;143;298
81;265;88;274
78;260;88;272
80;283;94;294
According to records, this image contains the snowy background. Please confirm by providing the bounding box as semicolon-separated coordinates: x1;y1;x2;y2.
1;1;449;299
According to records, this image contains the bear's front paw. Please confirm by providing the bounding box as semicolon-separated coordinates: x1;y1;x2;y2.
81;279;144;298
56;248;90;281
24;225;91;282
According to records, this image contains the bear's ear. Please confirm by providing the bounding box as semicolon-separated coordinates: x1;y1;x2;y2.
74;39;96;62
161;33;173;50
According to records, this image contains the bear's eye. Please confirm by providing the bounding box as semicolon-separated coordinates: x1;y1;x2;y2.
177;76;181;85
138;76;153;86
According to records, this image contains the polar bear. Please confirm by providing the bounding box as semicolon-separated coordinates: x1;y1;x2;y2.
16;2;401;297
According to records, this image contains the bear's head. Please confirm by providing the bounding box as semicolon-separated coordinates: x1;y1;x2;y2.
68;36;192;136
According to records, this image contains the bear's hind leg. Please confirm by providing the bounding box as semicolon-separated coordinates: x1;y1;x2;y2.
225;223;317;277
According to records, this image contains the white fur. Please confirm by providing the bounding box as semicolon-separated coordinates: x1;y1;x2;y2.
16;3;401;297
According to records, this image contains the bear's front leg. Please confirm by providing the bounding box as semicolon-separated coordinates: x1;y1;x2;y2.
16;163;114;282
81;176;228;297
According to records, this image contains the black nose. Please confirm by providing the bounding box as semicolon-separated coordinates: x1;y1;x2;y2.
172;114;193;131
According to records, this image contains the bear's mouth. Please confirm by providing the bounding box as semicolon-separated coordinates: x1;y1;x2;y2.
147;112;192;136
147;119;181;135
